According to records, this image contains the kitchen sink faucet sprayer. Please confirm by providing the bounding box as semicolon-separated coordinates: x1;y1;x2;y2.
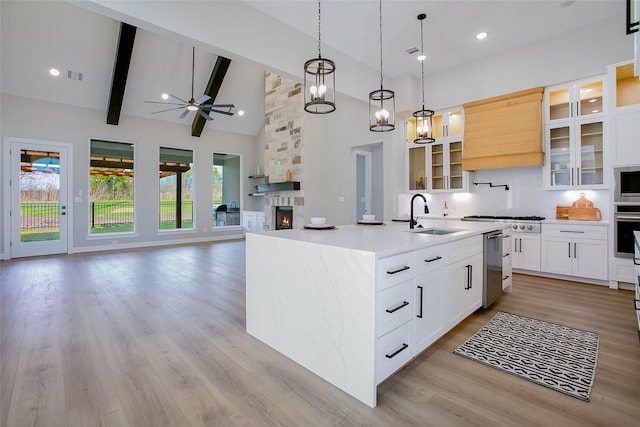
410;194;428;229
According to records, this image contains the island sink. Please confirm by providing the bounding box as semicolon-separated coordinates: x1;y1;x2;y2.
409;228;463;235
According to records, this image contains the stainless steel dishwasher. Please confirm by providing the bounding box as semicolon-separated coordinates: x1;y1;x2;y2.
483;230;503;308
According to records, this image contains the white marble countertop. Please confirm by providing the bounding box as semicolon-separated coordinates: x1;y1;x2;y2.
251;219;508;258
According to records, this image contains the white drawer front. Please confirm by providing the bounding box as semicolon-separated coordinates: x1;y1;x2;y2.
376;280;413;338
375;322;413;384
377;251;415;291
543;223;608;239
414;244;449;276
448;235;483;264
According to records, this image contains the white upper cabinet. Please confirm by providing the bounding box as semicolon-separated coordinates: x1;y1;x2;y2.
405;108;469;193
545;77;605;124
607;61;640;166
544;76;607;190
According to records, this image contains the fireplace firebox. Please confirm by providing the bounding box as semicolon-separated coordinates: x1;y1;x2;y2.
275;206;293;230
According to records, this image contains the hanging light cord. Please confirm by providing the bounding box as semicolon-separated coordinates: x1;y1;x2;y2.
378;0;384;89
317;0;322;58
420;17;425;107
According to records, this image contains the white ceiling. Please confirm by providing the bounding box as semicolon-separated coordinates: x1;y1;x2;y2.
0;1;626;137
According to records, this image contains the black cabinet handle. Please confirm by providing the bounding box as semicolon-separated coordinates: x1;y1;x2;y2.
503;275;510;281
386;265;410;275
385;343;409;359
635;299;639;311
568;242;571;258
469;264;473;289
417;286;423;318
386;301;409;314
503;253;510;258
464;265;471;290
425;256;442;263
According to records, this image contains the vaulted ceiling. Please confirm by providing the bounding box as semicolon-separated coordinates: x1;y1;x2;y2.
0;1;627;137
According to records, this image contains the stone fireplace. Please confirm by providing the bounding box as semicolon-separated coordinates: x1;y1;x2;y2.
274;206;293;230
262;72;305;230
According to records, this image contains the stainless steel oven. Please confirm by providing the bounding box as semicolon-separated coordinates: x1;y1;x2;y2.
614;166;640;203
614;205;640;258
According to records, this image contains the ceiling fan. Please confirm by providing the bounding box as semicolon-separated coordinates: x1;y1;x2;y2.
145;47;235;121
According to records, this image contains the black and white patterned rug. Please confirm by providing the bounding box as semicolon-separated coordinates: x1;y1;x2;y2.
453;311;599;401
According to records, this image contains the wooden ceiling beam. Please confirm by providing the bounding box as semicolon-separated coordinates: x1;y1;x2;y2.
191;56;232;137
107;23;137;126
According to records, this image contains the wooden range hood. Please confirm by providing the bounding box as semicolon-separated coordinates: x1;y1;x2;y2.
462;86;544;171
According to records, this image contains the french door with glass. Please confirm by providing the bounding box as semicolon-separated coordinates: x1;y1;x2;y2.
9;140;70;257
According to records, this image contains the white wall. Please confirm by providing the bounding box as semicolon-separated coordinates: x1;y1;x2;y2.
1;93;258;254
302;94;398;226
423;13;632;111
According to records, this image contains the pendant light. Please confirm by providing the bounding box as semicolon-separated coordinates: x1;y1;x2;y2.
304;0;336;114
369;0;395;132
413;13;435;144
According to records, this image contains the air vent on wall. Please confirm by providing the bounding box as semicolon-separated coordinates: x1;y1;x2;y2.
405;47;419;55
67;70;83;81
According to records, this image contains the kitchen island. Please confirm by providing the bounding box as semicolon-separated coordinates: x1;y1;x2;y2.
245;219;507;407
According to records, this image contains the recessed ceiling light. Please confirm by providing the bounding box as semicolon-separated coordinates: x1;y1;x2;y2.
238;110;245;117
476;32;488;40
592;109;599;113
49;68;60;77
589;98;597;103
161;93;169;100
417;54;426;61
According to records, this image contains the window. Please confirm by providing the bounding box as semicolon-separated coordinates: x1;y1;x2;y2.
89;139;135;234
159;147;193;230
213;153;241;227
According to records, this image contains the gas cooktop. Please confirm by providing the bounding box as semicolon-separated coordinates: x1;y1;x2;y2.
462;215;545;221
461;215;545;233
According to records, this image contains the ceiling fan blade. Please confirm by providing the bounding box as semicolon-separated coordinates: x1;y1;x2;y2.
167;93;189;104
200;103;235;109
177;109;190;120
207;109;234;116
195;95;211;105
198;110;213;121
151;107;185;114
145;101;185;106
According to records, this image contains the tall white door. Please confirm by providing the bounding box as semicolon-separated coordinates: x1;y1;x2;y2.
9;140;70;257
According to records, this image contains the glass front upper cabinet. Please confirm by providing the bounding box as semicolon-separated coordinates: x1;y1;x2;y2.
432;110;462;139
546;119;604;189
408;146;426;191
547;78;604;122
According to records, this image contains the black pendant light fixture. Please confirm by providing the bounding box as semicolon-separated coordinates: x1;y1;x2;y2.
304;0;336;114
413;13;435;144
369;0;395;132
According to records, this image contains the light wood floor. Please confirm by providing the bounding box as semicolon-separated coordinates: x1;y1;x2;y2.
2;240;639;427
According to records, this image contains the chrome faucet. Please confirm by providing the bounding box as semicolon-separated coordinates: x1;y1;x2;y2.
410;194;428;229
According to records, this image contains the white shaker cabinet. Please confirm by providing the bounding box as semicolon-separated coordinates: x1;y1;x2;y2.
444;237;483;329
541;223;608;281
414;268;445;353
607;61;640;166
511;234;541;272
243;211;266;232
